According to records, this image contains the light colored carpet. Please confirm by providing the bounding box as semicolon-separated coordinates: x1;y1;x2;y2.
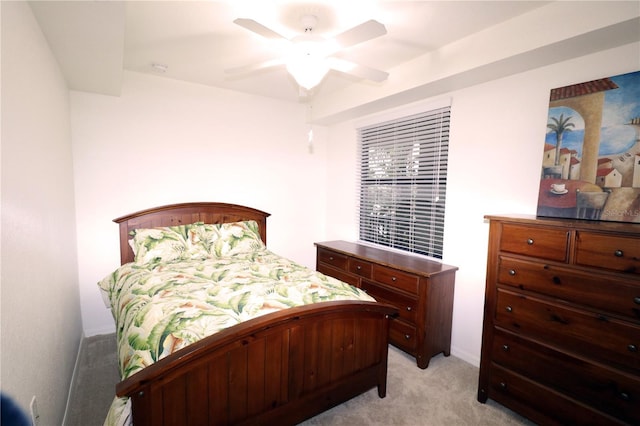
300;348;533;426
65;334;120;426
65;333;534;426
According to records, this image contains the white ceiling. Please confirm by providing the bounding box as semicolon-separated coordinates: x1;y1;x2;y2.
29;0;562;103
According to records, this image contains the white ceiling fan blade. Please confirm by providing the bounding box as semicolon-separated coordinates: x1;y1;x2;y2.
327;57;388;82
224;58;285;75
233;18;288;40
333;20;387;48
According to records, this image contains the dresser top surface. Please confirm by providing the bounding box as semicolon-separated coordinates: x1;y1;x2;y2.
315;240;458;276
485;214;640;236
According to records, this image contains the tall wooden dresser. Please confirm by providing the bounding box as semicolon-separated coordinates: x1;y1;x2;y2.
315;240;457;369
478;215;640;425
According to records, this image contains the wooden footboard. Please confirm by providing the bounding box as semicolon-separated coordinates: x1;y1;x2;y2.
116;301;397;426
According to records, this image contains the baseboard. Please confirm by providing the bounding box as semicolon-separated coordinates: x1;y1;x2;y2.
61;332;85;426
450;345;480;368
84;324;116;337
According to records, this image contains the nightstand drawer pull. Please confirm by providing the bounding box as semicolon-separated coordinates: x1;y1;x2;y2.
634;297;640;305
406;306;412;312
404;334;411;340
502;344;509;352
508;269;516;276
499;382;507;390
526;238;534;245
356;265;361;270
505;306;513;313
391;276;397;282
619;392;630;401
614;249;624;257
628;344;638;353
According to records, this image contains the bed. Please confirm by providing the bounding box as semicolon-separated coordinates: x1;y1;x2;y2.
99;202;397;426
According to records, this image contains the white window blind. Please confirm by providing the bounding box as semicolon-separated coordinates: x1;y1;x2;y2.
357;106;450;259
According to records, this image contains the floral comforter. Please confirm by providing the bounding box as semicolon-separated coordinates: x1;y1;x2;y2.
98;249;374;426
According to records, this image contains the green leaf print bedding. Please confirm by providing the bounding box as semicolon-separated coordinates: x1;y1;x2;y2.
98;248;374;426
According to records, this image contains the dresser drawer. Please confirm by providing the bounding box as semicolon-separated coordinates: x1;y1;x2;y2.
495;288;640;372
492;329;640;424
500;224;569;262
372;264;419;295
389;319;416;353
488;364;626;426
317;248;348;271
349;258;372;279
498;256;640;320
361;280;417;324
575;231;640;275
316;263;359;286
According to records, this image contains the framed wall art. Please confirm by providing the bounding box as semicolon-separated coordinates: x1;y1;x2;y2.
537;70;640;223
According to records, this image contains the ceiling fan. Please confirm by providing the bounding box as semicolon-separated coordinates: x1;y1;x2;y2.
225;15;389;91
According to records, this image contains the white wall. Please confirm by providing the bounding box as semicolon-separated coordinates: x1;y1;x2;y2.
1;2;82;424
325;42;640;366
71;72;328;335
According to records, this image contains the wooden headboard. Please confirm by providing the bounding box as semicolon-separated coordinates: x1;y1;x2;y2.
113;202;271;265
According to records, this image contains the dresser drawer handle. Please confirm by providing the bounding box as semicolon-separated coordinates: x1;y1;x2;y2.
329;256;334;261
404;334;411;340
356;265;362;270
406;306;412;312
619;392;630;401
614;250;624;257
628;344;638;353
634;296;640;305
505;306;513;313
526;238;534;245
508;269;516;276
502;344;509;352
499;382;507;390
391;276;397;282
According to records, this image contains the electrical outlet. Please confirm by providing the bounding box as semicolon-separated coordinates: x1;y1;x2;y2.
30;395;39;426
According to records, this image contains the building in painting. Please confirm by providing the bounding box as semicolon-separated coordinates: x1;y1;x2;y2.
596;167;622;188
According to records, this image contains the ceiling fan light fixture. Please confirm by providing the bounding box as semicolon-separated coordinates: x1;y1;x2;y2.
286;55;329;90
285;39;330;90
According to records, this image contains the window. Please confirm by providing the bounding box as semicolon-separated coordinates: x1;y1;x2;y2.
357;105;450;259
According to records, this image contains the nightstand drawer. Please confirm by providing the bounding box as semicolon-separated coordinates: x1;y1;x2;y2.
317;248;348;271
500;223;569;262
361;280;417;324
576;231;640;275
372;264;419;295
498;256;640;320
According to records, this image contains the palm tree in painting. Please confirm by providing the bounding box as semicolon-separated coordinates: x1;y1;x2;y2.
547;113;575;166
